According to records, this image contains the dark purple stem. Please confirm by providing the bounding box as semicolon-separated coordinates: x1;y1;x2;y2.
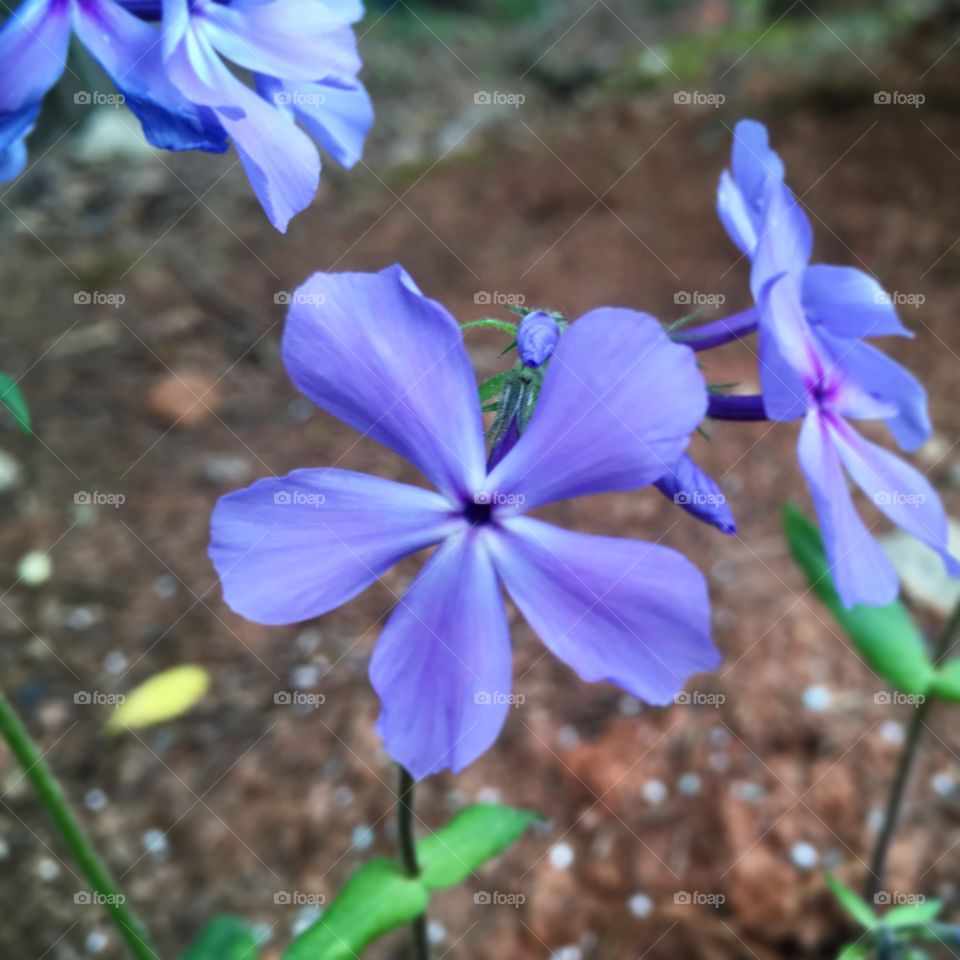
707;393;768;421
675;307;759;352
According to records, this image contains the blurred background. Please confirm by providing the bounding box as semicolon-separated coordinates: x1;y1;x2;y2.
3;0;960;956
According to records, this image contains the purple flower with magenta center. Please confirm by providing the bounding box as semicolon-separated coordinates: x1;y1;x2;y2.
209;266;720;779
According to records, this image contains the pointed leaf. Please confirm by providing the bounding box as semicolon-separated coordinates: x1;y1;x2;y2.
106;665;210;733
478;371;511;404
416;803;539;890
885;900;943;928
0;374;30;433
181;915;260;960
283;859;428;960
838;943;872;960
826;874;877;929
784;505;933;695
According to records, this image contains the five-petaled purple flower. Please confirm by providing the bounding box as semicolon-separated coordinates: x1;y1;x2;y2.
209;266;720;779
0;0;372;231
709;119;958;607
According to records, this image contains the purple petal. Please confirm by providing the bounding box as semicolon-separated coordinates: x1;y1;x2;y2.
195;0;361;81
370;531;512;779
281;266;487;501
751;179;813;297
0;137;28;179
802;264;911;339
654;453;736;534
486;307;707;509
827;415;960;577
73;0;227;153
209;468;459;625
487;517;719;704
796;410;899;607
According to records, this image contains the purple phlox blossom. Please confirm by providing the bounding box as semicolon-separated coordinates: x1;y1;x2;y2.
516;310;561;368
653;452;736;535
209;266;720;779
0;0;372;232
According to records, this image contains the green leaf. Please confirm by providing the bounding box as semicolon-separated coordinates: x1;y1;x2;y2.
461;318;518;336
930;661;960;703
826;874;877;929
181;915;260;960
478;371;511;404
0;374;30;433
837;942;872;960
106;665;210;733
885;900;943;928
417;803;539;890
783;505;933;695
284;859;429;960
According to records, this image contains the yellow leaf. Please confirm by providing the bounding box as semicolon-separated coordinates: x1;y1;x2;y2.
106;665;210;733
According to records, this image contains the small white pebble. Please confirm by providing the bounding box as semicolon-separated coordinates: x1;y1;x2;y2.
288;398;315;423
295;629;323;654
619;695;642;716
290;664;321;689
18;551;52;587
731;781;765;805
103;651;127;674
865;807;885;832
84;788;108;812
476;786;501;804
551;947;582;960
628;892;653;917
332;786;354;807
0;450;23;493
548;843;574;871
802;685;832;712
708;726;731;747
351;825;375;850
85;930;110;954
153;575;177;599
444;789;467;811
142;829;168;857
427;921;447;945
931;771;955;797
708;751;729;773
677;773;701;796
642;780;668;806
790;841;818;870
36;857;61;881
556;725;580;749
880;720;905;745
66;607;97;631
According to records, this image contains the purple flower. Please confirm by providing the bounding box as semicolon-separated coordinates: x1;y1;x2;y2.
209;266;720;778
516;310;560;367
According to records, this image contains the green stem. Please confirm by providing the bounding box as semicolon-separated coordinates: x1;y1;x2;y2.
0;688;158;960
865;596;960;903
397;766;429;960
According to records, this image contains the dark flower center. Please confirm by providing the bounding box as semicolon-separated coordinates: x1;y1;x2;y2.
463;499;494;526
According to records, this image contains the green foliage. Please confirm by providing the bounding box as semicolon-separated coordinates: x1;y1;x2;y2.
826;875;876;929
285;804;537;959
783;505;933;695
181;916;261;960
0;374;30;433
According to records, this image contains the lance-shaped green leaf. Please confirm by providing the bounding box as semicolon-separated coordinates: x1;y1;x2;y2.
885;900;943;928
181;915;260;960
826;874;877;930
0;374;30;433
284;859;429;960
783;505;933;695
416;803;539;890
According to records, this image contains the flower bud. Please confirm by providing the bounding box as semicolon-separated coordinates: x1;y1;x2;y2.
517;311;560;368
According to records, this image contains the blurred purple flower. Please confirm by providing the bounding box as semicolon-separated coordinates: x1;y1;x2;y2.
209;266;719;778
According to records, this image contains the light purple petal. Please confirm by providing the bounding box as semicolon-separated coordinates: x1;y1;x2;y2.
802;264;911;339
819;332;931;452
0;136;28;180
827;415;960;577
209;468;460;625
717;168;758;257
370;531;512;779
487;517;719;704
653;453;736;534
750;179;813;298
195;0;361;81
486;307;707;509
281;266;487;501
796;410;899;607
